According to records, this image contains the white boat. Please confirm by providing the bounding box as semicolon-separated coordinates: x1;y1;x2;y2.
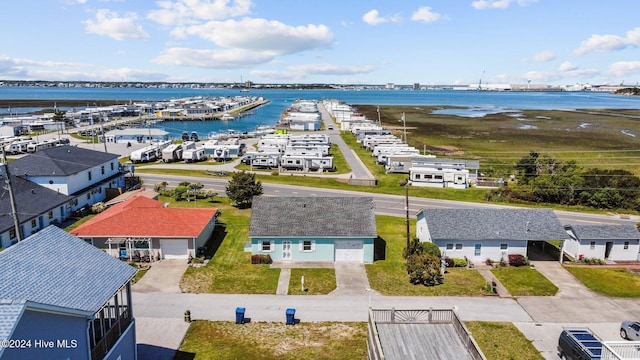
221;113;235;121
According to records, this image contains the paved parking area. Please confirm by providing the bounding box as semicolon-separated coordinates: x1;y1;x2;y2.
133;260;189;293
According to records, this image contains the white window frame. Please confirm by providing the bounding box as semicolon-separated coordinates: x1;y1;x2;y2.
590;241;596;250
446;243;454;250
299;240;316;252
500;243;508;250
455;243;463;250
260;240;273;253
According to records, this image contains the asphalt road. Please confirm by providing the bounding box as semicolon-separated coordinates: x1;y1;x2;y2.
137;173;638;226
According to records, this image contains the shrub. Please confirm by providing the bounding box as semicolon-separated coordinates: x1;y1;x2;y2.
443;257;454;268
485;258;493;266
406;253;443;286
251;254;272;264
452;258;468;267
422;242;441;258
508;254;528;267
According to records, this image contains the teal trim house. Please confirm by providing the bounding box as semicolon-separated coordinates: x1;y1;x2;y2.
248;197;377;263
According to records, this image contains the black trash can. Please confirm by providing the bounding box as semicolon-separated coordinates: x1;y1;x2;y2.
286;308;295;325
235;307;245;324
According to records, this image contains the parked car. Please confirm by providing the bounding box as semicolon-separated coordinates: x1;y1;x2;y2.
620;321;640;340
558;328;602;360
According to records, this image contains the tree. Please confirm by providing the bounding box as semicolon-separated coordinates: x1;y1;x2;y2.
226;171;263;208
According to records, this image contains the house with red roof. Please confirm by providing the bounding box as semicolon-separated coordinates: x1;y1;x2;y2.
70;195;218;260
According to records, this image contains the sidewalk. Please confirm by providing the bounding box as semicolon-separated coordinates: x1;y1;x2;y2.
473;263;512;298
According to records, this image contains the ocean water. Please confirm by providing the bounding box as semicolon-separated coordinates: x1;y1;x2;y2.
1;86;639;139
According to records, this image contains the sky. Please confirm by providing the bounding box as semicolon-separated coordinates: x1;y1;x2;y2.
1;0;640;86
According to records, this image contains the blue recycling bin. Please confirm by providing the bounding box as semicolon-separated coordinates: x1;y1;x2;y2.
235;307;245;324
286;308;296;325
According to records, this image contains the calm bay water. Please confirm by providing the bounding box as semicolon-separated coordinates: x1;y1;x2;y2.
1;86;639;139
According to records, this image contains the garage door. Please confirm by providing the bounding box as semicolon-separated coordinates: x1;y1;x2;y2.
161;239;189;260
334;240;363;262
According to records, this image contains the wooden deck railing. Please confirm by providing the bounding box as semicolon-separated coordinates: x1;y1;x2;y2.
367;308;486;360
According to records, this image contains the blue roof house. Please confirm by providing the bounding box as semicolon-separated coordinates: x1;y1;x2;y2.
248;197;377;263
0;225;137;360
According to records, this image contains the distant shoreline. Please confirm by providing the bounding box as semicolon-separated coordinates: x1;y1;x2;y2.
0;99;138;108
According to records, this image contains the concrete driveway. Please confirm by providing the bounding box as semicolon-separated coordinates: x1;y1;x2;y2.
330;262;375;296
133;259;189;293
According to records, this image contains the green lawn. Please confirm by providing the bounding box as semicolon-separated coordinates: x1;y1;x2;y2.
288;268;336;295
366;215;487;296
178;197;281;294
564;266;640;297
466;322;544;360
490;267;558;296
175;321;368;360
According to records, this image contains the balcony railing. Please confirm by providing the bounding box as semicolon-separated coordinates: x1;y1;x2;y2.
90;309;132;360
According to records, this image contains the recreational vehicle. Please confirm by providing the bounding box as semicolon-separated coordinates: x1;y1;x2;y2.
161;143;183;163
4;139;35;154
280;153;334;171
183;147;208;163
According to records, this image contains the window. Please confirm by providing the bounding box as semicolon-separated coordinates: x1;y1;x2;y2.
500;243;508;250
624;241;629;250
87;193;91;200
455;244;463;250
446;243;454;250
300;240;315;252
111;162;114;171
590;241;596;250
261;241;272;252
101;165;105;175
415;174;421;179
88;171;92;181
9;229;16;239
31;219;36;227
48;211;53;219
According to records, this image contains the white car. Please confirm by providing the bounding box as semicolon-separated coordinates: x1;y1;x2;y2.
620;321;640;340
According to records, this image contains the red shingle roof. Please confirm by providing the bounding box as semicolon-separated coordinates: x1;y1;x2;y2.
71;196;217;237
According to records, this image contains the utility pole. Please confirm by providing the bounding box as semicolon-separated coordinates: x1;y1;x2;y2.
2;150;22;241
99;111;108;153
404;179;410;252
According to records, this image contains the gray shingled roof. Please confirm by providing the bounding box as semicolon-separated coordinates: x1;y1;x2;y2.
249;196;377;238
566;224;640;240
7;145;119;176
0;175;72;233
422;208;568;241
0;226;136;314
0;301;25;341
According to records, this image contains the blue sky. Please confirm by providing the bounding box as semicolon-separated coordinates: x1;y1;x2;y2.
1;0;639;85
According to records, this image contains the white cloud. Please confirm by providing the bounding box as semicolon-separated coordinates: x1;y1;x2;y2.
531;50;556;62
559;61;578;72
147;0;253;26
608;61;640;77
471;0;537;10
251;63;376;80
574;27;640;55
411;7;441;23
363;10;387;25
179;18;333;54
362;9;401;26
153;47;274;68
84;9;150;40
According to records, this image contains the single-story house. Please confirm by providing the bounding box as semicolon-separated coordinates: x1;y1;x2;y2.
416;208;568;263
70;195;218;260
247;196;377;263
564;224;640;261
0;225;137;360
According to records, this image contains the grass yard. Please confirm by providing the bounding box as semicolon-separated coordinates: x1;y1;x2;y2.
177;197;281;294
490;267;558;296
366;215;487;296
465;321;544;360
564;266;640;297
174;321;368;360
288;268;336;295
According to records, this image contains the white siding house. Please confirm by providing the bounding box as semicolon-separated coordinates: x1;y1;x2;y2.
564;224;640;261
416;208;568;263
